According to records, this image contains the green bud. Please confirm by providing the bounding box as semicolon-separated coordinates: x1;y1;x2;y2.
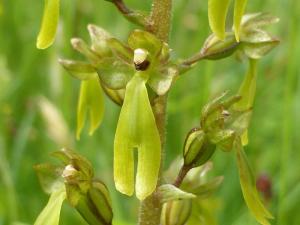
36;0;60;49
75;181;113;225
201;32;240;60
183;128;216;167
161;200;192;225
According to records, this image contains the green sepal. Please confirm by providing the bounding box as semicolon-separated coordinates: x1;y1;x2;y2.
234;59;257;145
241;13;280;31
188;176;224;198
148;65;178;96
59;59;97;80
114;72;161;200
34;185;66;225
97;58;134;90
34;163;64;194
87;24;112;57
234;0;248;41
77;78;104;140
128;30;162;57
71;38;101;65
242;40;280;59
36;0;60;49
235;138;273;225
158;184;196;203
208;0;231;40
107;38;133;64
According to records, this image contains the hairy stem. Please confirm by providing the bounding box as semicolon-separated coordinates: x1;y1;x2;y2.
138;0;172;224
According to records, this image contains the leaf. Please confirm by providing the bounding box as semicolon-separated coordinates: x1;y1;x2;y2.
158;184;196;203
34;186;66;225
59;59;97;80
208;0;231;40
234;0;248;41
234;59;257;145
114;73;161;200
37;0;60;49
77;78;104;140
235;138;273;225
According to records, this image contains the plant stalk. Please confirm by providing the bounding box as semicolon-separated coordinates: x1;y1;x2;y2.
138;0;172;224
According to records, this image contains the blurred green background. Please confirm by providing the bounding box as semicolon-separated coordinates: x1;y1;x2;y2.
0;0;299;224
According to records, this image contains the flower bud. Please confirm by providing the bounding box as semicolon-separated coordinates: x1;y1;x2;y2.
161;200;192;225
201;32;239;60
75;181;113;225
183;128;216;167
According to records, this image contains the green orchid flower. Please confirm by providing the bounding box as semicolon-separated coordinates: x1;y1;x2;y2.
112;30;177;200
37;0;60;49
61;25;177;199
34;148;113;225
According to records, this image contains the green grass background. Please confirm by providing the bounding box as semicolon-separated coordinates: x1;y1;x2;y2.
0;0;299;224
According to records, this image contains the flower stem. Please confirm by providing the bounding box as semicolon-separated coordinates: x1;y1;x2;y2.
138;1;172;224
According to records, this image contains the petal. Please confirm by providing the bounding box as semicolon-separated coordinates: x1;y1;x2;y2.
77;78;104;140
34;186;66;225
235;138;273;225
234;0;248;41
37;0;60;49
208;0;231;40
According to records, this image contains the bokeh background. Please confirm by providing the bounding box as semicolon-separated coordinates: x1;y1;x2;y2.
0;0;299;224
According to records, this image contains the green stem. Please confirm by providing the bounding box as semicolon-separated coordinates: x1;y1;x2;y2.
138;1;172;224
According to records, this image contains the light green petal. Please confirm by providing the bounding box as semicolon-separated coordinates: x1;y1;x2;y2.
37;0;60;49
234;59;257;145
114;73;161;200
235;138;273;225
34;186;66;225
234;0;248;41
77;78;104;140
208;0;231;40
